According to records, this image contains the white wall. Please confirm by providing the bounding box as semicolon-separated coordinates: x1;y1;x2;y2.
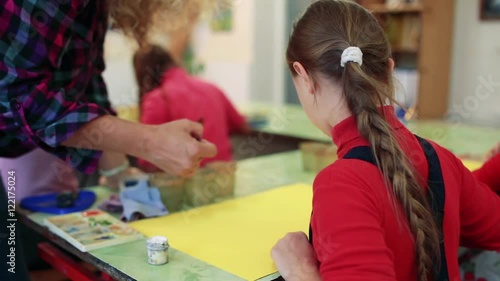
449;0;500;127
197;0;254;105
102;31;138;108
199;0;286;105
250;0;286;105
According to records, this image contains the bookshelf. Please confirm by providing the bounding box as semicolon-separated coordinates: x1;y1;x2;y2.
357;0;455;119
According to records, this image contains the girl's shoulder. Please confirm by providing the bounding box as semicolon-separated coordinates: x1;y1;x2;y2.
314;158;385;193
312;159;387;221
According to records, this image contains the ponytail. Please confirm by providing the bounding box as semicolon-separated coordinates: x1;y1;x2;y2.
133;45;176;104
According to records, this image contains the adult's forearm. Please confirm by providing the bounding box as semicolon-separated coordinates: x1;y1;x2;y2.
62;115;151;158
64;116;218;177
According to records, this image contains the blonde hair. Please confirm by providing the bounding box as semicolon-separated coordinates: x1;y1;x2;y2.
287;1;440;280
107;0;231;46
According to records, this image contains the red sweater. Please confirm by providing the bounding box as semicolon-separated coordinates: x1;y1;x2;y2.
311;107;500;281
473;154;500;192
139;68;246;171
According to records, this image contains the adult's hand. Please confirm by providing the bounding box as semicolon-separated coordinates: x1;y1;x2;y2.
63;116;217;177
142;119;217;177
271;232;321;281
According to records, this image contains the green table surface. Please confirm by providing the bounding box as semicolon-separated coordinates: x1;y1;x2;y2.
240;103;330;143
27;104;500;280
27;150;315;281
241;103;500;156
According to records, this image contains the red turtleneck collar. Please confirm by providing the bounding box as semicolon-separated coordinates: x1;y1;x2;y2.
331;106;404;158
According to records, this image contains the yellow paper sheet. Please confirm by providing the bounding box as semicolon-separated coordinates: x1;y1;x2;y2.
461;159;483;171
130;184;312;280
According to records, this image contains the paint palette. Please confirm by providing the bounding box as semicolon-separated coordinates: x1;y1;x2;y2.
44;209;143;252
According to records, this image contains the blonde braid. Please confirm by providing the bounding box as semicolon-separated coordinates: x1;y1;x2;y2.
344;64;440;281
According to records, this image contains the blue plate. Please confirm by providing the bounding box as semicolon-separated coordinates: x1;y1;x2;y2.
20;190;96;214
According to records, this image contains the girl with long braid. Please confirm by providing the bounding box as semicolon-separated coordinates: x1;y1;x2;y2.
270;1;500;280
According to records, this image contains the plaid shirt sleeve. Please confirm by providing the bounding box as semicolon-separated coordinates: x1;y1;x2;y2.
0;0;115;173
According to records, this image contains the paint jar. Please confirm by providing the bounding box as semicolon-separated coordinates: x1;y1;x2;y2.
184;168;218;207
204;161;237;198
149;173;186;212
314;144;338;172
299;142;324;172
147;236;169;265
299;142;338;172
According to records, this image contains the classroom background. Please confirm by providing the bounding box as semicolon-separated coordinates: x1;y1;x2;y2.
18;0;500;281
105;0;500;128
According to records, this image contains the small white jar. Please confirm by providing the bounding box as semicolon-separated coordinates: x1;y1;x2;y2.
147;236;169;265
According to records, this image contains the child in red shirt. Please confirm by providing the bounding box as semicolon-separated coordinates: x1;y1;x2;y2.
270;1;500;281
473;143;500;192
461;144;500;281
133;45;250;172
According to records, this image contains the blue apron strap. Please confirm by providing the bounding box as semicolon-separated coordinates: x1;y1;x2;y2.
414;136;449;281
335;138;449;281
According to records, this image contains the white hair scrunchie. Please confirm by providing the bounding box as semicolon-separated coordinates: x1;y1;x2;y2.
340;46;363;67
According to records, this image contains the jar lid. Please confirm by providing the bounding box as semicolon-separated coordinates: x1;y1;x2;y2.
147;236;169;247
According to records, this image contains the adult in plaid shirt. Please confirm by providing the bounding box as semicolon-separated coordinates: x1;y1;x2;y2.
0;1;217;178
0;1;218;279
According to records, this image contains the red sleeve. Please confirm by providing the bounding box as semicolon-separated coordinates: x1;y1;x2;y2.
139;90;171;125
217;89;247;134
457;154;500;250
311;162;397;281
472;154;500;192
